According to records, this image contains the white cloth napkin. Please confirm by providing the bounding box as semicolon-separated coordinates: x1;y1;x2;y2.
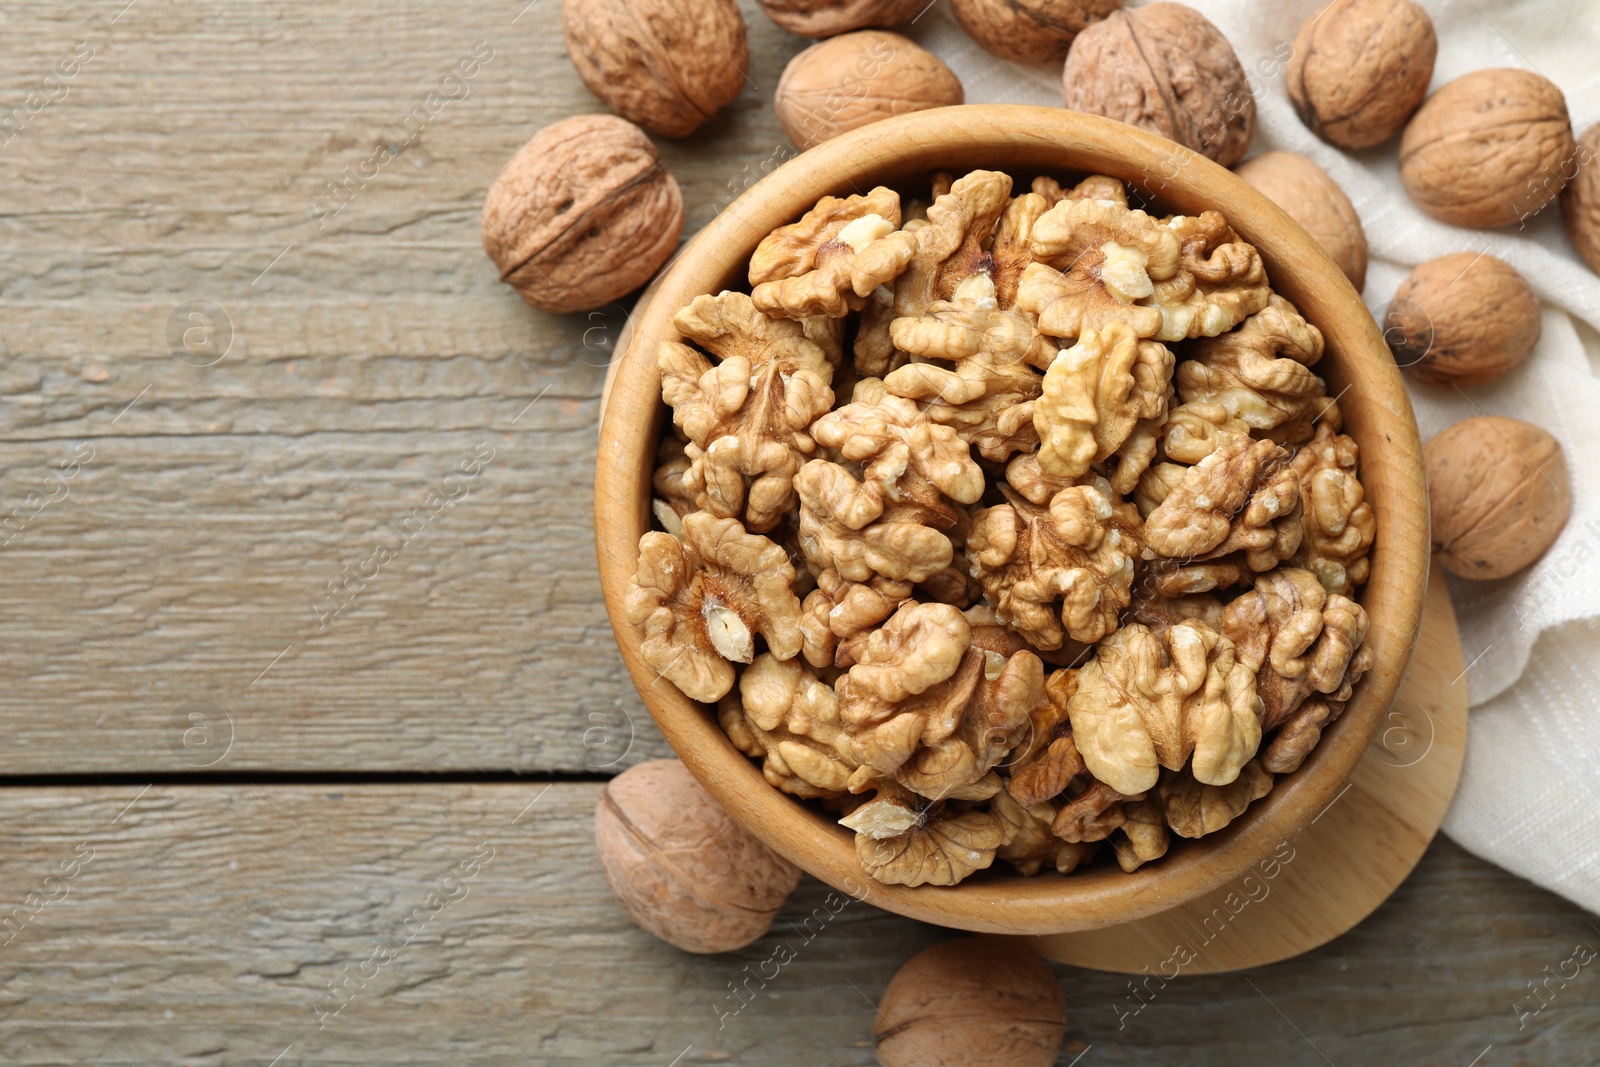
900;0;1600;913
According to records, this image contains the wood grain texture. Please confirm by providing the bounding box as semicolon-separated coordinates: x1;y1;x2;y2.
0;782;1594;1066
1038;564;1466;973
0;0;808;772
595;104;1430;935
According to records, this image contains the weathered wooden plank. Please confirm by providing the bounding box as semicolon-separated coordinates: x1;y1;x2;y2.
0;1;810;771
0;783;1592;1066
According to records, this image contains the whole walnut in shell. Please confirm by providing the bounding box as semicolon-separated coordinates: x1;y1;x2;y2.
760;0;926;37
564;0;749;138
951;0;1124;66
1400;69;1576;229
482;115;682;314
874;938;1066;1067
1561;123;1600;275
1425;417;1570;580
1384;253;1541;387
595;760;801;953
1236;151;1368;290
1287;0;1436;149
776;32;963;152
1063;2;1255;167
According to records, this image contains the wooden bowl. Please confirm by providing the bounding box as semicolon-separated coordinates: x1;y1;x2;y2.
594;106;1428;935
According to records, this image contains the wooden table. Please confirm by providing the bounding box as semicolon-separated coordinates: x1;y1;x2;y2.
1;2;1595;1063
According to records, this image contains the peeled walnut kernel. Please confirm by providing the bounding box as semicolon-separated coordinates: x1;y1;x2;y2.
1426;417;1570;580
952;0;1124;66
482;115;683;314
564;0;748;138
1063;3;1255;167
1236;151;1368;290
1287;0;1436;149
1384;253;1541;387
1562;123;1600;274
1400;69;1577;229
760;0;926;37
595;760;801;953
776;31;963;152
874;938;1067;1067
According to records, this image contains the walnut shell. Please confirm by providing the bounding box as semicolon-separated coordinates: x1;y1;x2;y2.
1235;151;1368;290
1561;123;1600;274
775;31;963;152
760;0;927;37
1286;0;1435;149
563;0;749;138
595;759;802;953
1383;253;1540;386
1425;417;1570;580
1399;68;1576;229
874;938;1067;1067
482;115;683;315
1063;2;1255;167
951;0;1124;66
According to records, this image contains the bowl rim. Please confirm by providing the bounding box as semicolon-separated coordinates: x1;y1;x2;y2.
594;105;1428;935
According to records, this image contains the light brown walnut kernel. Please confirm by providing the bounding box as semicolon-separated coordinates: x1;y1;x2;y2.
968;482;1140;649
759;0;926;37
852;284;910;378
776;31;963;151
952;0;1124;65
1291;423;1376;595
885;272;1055;461
1067;620;1263;795
1159;759;1272;838
1161;400;1249;465
1063;3;1256;167
895;170;1014;320
625;512;804;703
1287;0;1436;150
992;786;1096;877
1015;197;1180;341
564;0;748;138
835;603;1045;800
795;381;984;583
720;654;859;797
1143;435;1302;573
855;805;1004;886
1111;798;1170;873
651;434;696;536
1236;151;1368;290
1179;296;1329;441
1035;322;1174;478
1051;779;1135;843
1149;210;1271;341
1425;417;1571;580
1385;253;1541;387
799;568;913;668
659;292;835;532
1400;68;1576;228
1222;567;1370;732
595;760;800;953
749;187;917;319
482;114;683;314
990;191;1051;310
1009;733;1084;809
1032;173;1129;208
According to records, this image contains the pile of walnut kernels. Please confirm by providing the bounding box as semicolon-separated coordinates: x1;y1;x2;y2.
624;169;1377;888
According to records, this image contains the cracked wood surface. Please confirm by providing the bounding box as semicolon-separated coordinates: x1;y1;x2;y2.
0;784;1595;1066
1;1;1596;1064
